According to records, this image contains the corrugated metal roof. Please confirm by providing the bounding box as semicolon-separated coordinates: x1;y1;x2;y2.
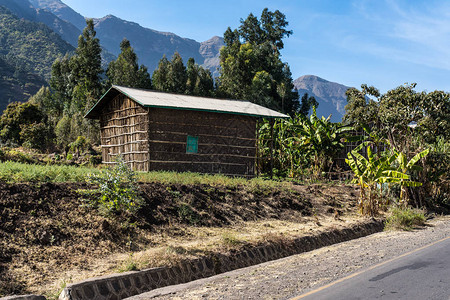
85;85;289;119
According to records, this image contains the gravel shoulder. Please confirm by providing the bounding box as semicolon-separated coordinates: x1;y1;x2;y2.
128;216;450;300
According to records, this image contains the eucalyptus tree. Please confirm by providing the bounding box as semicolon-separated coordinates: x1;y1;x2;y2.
152;52;187;94
50;19;104;150
299;93;318;116
218;8;299;114
167;52;187;94
186;58;214;97
106;38;152;89
70;18;103;113
152;55;171;92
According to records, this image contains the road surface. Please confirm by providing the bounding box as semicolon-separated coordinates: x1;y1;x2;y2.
293;236;450;300
127;217;450;300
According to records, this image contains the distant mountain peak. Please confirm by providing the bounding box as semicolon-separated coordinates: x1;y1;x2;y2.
200;36;224;58
294;75;351;122
28;0;86;30
295;75;345;88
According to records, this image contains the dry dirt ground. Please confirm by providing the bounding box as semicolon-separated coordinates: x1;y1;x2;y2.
129;216;450;300
1;181;365;298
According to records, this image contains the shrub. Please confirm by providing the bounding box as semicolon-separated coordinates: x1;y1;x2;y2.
5;149;35;164
20;122;54;152
385;206;426;231
84;156;143;218
0;102;44;145
68;136;89;156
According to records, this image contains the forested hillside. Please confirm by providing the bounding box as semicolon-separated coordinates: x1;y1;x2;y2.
0;6;74;79
0;0;80;46
0;5;74;110
0;55;47;108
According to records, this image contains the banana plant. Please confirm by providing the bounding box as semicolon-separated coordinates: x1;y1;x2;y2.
258;107;355;179
346;145;430;215
346;146;408;215
350;123;389;158
297;107;354;176
391;148;430;205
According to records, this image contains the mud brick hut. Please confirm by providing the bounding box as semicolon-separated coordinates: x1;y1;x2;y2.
85;85;288;177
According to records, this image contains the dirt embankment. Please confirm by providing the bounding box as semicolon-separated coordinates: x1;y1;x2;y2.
0;181;359;297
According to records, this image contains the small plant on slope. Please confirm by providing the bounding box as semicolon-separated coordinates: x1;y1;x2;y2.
83;156;143;218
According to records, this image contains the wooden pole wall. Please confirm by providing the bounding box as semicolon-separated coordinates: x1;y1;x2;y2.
99;94;150;171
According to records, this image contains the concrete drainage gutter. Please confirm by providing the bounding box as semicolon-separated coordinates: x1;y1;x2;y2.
0;220;384;300
55;219;384;300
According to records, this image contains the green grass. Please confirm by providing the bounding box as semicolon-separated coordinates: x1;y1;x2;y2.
221;232;245;247
0;161;100;183
0;161;294;191
385;206;426;231
139;170;293;191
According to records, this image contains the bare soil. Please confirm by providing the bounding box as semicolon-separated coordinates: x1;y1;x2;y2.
0;181;362;298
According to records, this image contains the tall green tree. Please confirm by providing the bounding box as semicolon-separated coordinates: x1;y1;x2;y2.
186;58;214;97
167;52;187;94
343;84;380;131
48;19;103;150
345;83;449;152
152;55;171;92
106;38;152;89
299;93;318;116
218;8;299;114
152;52;187;93
153;54;214;97
70;18;103;113
49;54;72;117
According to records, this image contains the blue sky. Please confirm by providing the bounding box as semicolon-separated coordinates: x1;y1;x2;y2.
63;0;450;93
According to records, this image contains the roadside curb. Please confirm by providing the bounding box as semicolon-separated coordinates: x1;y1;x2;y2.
55;219;384;300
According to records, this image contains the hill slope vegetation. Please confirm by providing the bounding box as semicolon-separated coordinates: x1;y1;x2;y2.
0;5;74;111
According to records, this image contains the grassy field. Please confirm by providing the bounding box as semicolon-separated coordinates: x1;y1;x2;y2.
0;161;293;190
0;161;97;183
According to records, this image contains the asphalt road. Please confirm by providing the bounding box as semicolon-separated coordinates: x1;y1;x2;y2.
127;218;450;300
292;236;450;300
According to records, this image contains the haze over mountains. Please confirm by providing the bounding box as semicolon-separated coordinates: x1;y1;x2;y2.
0;0;350;120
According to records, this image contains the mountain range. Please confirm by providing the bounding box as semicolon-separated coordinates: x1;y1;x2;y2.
294;75;350;122
26;0;224;74
0;0;350;120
